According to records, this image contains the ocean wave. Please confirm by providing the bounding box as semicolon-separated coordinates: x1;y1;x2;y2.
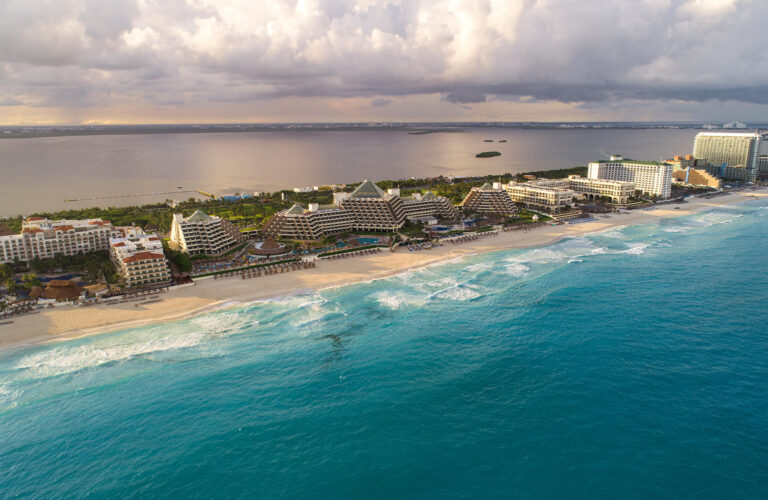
14;312;249;378
620;242;651;255
466;262;493;273
0;384;21;411
371;291;424;310
430;284;482;302
503;263;530;276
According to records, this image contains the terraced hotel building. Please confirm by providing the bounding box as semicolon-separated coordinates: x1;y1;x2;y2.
265;181;459;240
460;183;518;216
170;210;244;255
263;203;354;240
398;190;458;220
339;181;407;231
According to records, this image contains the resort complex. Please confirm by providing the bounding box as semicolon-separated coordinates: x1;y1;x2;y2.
588;155;674;198
0;217;119;264
170;210;245;255
264;181;456;240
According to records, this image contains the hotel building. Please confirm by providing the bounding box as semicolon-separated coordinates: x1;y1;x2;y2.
396;190;458;221
263;203;354;240
460;183;518;216
588;156;673;198
339;180;406;231
533;176;636;204
265;182;458;240
1;217;119;264
170;210;244;255
693;132;761;181
110;228;171;288
758;155;768;180
503;181;575;212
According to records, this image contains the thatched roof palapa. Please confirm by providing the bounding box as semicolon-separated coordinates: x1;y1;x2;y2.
41;280;83;300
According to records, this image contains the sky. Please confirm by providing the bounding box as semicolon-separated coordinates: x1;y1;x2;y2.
1;0;767;125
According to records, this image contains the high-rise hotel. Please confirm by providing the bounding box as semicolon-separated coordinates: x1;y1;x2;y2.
693;132;761;181
588;155;673;198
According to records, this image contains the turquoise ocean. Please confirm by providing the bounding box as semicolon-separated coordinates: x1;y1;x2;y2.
1;200;767;498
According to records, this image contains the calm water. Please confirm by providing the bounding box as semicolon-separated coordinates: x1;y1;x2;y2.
1;199;767;497
0;128;700;216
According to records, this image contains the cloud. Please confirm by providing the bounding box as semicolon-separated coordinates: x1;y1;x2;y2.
0;96;23;106
0;0;767;120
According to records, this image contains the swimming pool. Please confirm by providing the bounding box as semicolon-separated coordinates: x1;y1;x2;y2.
356;237;380;245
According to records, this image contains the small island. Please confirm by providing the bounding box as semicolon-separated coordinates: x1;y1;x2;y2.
476;151;501;158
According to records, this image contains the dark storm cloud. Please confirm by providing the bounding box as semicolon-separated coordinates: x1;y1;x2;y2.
0;0;766;110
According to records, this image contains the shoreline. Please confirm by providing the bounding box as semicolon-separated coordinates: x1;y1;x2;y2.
1;189;766;352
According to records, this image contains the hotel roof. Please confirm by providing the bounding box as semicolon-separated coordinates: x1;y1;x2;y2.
349;180;386;199
122;251;165;263
285;203;305;215
184;210;215;223
594;159;671;166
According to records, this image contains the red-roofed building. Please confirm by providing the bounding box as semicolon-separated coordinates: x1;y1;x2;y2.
109;228;170;287
2;217;120;264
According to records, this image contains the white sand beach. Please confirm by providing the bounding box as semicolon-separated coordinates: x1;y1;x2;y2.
1;190;765;350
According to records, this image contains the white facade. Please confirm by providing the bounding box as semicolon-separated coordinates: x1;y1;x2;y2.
503;182;574;212
588;158;672;198
170;210;242;255
110;230;171;287
0;217;119;264
531;176;636;203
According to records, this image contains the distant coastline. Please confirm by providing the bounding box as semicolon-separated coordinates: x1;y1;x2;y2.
2;122;763;139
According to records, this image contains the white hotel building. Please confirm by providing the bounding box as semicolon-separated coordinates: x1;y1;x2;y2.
1;217;120;264
503;181;575;212
170;210;244;255
110;228;171;288
588;156;673;198
263;203;354;240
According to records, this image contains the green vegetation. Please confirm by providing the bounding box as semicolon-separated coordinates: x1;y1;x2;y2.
162;243;193;273
318;245;384;258
476;151;501;158
22;273;41;289
27;251;117;283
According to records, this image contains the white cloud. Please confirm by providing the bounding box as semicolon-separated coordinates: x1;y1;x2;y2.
0;0;766;119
